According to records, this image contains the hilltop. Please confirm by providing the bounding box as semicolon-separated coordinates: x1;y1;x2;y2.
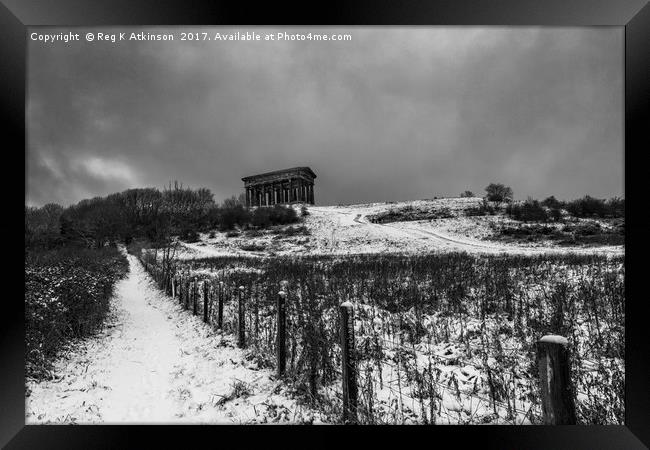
176;197;624;259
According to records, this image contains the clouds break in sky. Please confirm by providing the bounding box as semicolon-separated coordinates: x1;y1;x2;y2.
27;27;623;207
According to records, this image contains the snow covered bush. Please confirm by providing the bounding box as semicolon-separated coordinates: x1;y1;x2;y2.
552;195;624;219
25;246;128;379
367;205;453;223
505;198;550;222
464;199;498;216
251;205;299;228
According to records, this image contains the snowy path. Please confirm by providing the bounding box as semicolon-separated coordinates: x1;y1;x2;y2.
350;211;494;252
26;252;315;424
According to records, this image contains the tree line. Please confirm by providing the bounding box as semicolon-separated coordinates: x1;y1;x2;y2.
25;182;299;250
461;183;624;221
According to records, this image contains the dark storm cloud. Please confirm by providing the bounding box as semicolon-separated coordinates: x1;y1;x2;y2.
27;27;623;207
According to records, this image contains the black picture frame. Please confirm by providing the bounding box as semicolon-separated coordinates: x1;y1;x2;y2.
2;0;648;448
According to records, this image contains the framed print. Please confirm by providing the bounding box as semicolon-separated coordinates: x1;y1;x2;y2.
2;0;649;448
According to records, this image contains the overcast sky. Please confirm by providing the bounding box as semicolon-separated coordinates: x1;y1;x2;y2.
27;27;623;207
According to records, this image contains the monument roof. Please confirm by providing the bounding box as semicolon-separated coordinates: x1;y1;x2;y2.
242;166;316;182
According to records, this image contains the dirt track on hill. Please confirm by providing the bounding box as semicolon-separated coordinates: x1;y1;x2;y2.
351;209;623;256
352;211;512;254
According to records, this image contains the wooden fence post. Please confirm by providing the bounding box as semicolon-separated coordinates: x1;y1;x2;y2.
254;284;259;340
203;280;209;323
184;280;189;310
340;301;358;424
238;285;246;348
188;280;191;310
171;276;176;298
536;335;576;425
188;280;192;310
187;279;191;310
218;281;224;329
192;278;198;316
179;277;184;305
276;290;287;377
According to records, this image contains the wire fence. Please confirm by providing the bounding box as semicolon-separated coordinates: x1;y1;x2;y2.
139;250;624;425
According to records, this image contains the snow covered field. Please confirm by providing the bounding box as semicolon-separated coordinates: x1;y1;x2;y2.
25;253;319;424
175;198;623;260
155;249;624;425
25;198;624;425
